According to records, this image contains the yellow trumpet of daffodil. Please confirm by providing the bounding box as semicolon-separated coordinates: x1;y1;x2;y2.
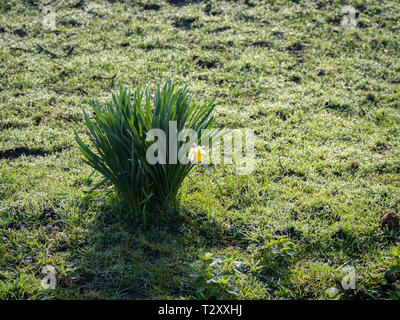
188;144;205;163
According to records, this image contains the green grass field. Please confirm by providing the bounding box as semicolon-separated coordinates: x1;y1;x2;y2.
1;0;400;299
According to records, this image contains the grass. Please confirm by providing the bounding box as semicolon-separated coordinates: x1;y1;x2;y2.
0;0;400;299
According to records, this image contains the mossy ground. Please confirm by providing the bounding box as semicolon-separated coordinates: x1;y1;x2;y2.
1;0;400;299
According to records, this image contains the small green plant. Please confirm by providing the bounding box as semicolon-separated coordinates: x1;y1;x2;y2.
388;246;400;275
75;81;216;215
387;246;400;299
323;287;342;300
250;234;296;273
189;252;245;300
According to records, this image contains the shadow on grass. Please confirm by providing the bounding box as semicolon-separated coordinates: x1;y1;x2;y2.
50;192;397;299
56;195;228;299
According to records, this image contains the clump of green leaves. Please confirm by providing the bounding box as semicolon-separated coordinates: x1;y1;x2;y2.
323;287;342;300
189;251;267;299
189;252;245;300
387;246;400;299
249;232;296;273
75;81;216;215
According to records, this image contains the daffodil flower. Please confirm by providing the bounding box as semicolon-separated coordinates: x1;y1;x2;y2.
188;144;205;163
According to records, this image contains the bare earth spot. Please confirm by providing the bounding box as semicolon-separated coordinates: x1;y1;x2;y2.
349;161;359;171
363;92;376;103
380;212;399;230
